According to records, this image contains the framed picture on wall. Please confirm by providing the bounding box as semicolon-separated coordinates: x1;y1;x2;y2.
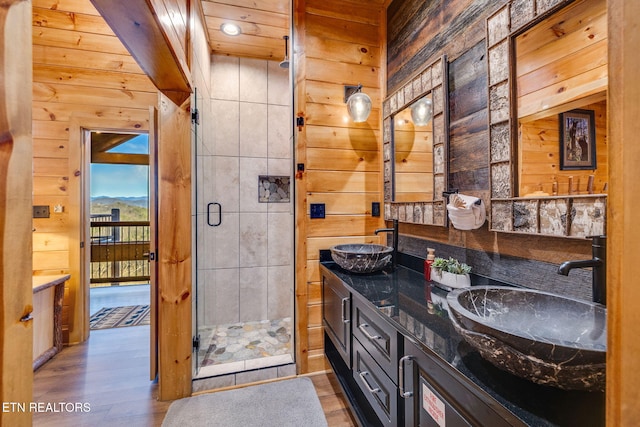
559;109;596;170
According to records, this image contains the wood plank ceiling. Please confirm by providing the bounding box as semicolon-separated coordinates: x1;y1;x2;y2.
201;0;291;61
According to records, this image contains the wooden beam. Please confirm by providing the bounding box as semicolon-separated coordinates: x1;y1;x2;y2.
91;133;138;154
1;1;33;426
91;152;149;165
90;0;191;106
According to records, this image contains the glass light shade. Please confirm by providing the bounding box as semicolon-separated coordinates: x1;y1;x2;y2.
410;97;433;126
346;92;372;123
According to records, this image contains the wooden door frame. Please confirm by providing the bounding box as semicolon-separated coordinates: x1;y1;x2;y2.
149;106;159;380
69;116;150;344
0;1;33;425
607;0;640;424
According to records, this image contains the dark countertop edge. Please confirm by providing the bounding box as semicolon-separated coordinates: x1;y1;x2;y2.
321;248;519;288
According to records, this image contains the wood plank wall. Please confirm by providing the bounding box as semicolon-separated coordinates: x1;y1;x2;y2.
386;0;594;262
31;0;157;344
293;0;386;373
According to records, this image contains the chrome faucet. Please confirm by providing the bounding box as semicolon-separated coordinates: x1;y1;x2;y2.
375;219;398;270
558;235;606;305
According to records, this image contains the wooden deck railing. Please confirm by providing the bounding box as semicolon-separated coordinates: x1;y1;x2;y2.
90;213;150;285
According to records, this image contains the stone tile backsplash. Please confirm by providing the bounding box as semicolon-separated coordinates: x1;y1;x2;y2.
395;234;592;302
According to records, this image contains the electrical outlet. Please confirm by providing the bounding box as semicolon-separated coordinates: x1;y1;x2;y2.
33;205;50;218
372;202;380;217
310;203;325;219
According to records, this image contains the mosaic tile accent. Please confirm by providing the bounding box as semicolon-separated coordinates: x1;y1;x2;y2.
259;176;290;203
487;7;510;47
513;200;538;233
199;318;292;367
488;41;509;86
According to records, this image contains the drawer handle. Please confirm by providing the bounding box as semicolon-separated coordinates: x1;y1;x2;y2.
359;371;381;394
358;323;381;341
341;297;350;324
399;355;414;398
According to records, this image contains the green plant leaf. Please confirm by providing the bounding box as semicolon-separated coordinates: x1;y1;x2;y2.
431;256;471;274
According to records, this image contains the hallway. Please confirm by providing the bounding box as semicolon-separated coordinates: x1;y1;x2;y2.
33;280;353;426
32;326;169;426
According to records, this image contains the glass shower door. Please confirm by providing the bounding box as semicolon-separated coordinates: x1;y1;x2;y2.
194;56;295;380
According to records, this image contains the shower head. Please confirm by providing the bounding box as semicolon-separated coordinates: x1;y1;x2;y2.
280;35;289;69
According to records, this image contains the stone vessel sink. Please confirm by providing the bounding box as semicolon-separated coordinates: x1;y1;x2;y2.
447;286;606;391
330;244;393;274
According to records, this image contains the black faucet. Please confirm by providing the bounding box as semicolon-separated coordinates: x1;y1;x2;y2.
558;235;606;305
375;219;398;270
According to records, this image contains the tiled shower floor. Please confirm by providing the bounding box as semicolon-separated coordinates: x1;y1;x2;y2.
196;317;293;378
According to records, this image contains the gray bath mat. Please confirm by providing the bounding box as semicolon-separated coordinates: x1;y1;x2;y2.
162;377;328;427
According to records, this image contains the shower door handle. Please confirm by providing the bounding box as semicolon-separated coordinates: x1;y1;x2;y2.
207;203;222;227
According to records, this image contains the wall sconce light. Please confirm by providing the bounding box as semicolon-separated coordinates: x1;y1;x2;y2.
279;35;290;69
410;96;433;126
220;22;241;36
344;84;372;123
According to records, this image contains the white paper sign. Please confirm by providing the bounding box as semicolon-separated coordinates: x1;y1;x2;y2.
423;383;446;427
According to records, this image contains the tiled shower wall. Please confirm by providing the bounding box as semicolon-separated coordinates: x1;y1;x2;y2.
196;55;293;327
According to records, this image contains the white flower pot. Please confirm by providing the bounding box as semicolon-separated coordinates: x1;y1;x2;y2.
431;268;471;289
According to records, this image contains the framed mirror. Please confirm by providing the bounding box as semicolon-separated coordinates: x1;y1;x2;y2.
393;94;434;202
382;55;449;226
486;0;606;238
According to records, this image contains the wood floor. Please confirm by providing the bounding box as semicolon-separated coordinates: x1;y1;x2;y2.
33;325;356;426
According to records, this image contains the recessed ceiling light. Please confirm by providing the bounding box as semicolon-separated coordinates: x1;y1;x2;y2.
220;23;241;36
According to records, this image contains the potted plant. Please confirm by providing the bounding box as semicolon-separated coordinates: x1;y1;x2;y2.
430;257;472;288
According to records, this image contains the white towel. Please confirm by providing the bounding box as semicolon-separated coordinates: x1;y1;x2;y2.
446;194;486;230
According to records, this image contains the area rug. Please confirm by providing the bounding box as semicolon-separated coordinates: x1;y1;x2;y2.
90;305;150;330
162;377;328;427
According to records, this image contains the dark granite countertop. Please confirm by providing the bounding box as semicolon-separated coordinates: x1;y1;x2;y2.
320;257;605;427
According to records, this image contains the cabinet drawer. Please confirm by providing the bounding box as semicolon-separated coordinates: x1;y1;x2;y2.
353;337;399;427
353;294;400;383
